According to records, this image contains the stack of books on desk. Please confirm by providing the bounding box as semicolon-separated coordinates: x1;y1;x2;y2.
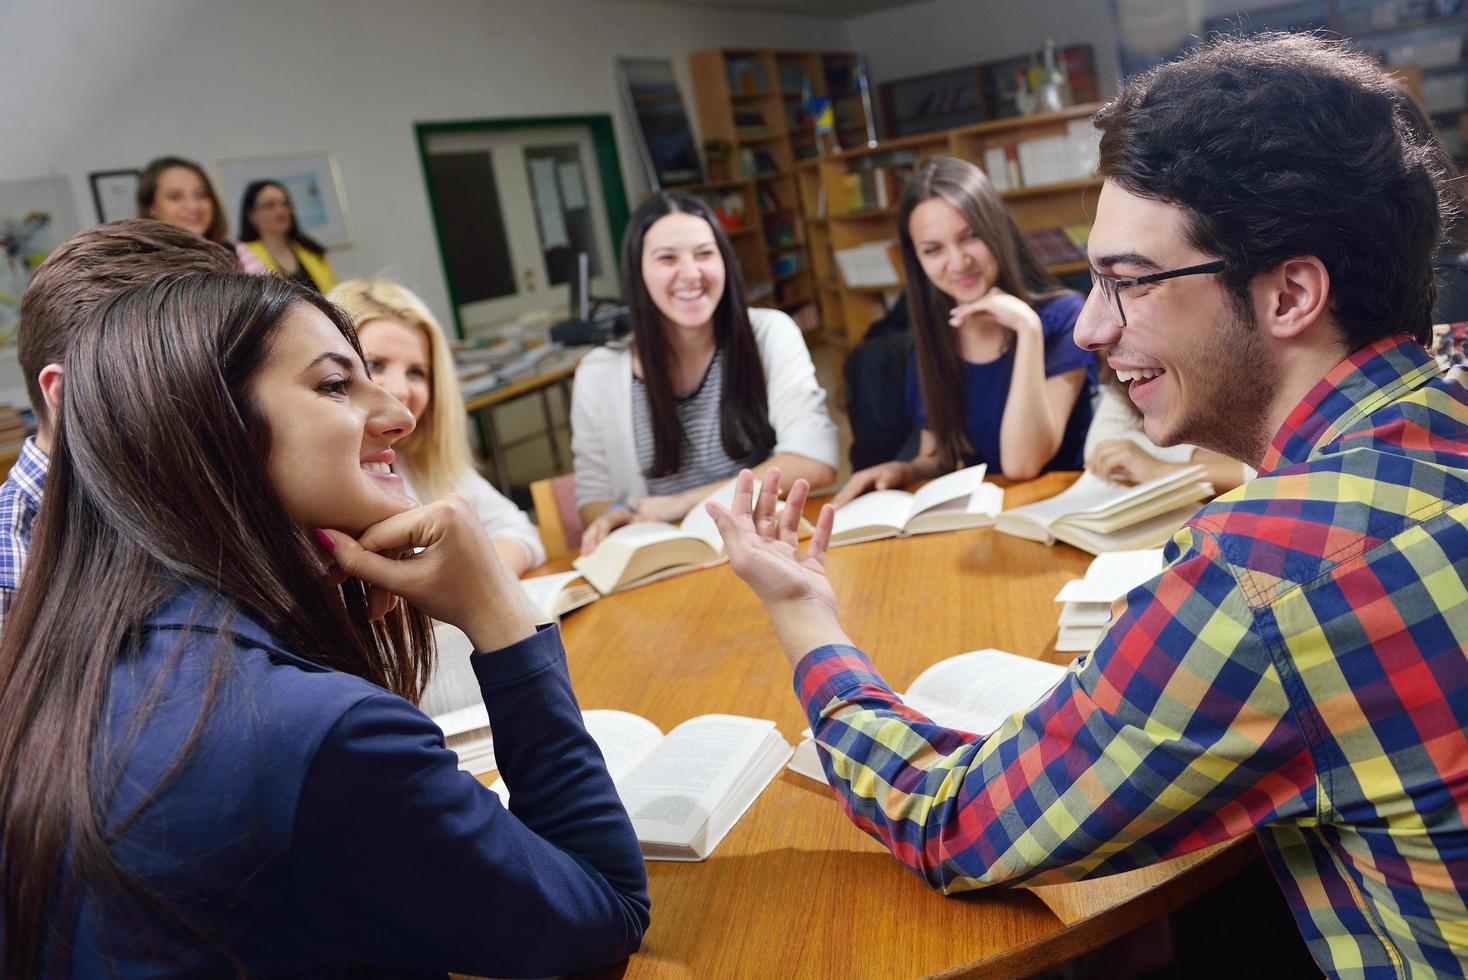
995;466;1212;555
493;708;791;861
1052;549;1165;652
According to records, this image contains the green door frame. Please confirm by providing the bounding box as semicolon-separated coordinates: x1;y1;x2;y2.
414;113;631;339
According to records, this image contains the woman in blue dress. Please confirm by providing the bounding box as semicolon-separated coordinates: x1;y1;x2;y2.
832;155;1094;505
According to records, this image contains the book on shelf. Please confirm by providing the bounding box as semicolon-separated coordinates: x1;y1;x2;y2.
725;56;769;95
696;189;747;233
995;467;1213;555
739;147;779;177
829;465;1002;546
572;479;801;594
833;239;901;288
1021;227;1086;266
1053;548;1165;651
494;709;792;861
772;251;804;278
788;648;1067;783
733;106;766;128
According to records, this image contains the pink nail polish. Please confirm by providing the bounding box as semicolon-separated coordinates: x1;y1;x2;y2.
312;529;336;552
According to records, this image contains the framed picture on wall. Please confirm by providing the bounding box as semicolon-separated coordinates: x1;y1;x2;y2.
615;57;705;190
214;151;353;247
89;169;141;223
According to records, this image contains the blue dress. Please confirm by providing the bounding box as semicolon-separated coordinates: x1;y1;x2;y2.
54;587;649;977
906;292;1094;473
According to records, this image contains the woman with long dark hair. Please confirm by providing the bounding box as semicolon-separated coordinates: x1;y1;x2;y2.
237;179;338;292
573;192;838;553
0;273;648;976
135;156;267;274
831;155;1094;506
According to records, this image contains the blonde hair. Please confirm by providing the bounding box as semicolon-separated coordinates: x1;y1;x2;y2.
327;279;471;502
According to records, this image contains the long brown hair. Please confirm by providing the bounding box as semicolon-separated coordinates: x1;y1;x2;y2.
899;155;1068;468
135;156;230;245
0;273;433;975
621;192;775;478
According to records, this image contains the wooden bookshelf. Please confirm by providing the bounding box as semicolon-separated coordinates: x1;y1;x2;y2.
689;47;876;336
811;104;1103;372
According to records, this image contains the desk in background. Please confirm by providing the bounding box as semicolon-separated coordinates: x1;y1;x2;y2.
461;346;591;494
513;472;1254;979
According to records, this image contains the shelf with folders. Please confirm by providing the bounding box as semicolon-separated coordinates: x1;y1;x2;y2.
690;46;877;334
809;104;1102;373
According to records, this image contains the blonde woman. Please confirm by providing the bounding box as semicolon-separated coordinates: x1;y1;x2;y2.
328;280;544;574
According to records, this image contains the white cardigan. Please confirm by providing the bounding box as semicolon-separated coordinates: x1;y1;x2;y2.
571;308;838;508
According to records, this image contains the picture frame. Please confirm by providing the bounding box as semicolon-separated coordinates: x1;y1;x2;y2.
615;57;706;190
89;169;141;224
213;151;353;247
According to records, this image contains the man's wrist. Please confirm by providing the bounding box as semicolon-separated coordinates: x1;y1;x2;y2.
766;597;850;668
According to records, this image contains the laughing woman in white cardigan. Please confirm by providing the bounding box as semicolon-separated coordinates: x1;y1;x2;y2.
574;193;838;554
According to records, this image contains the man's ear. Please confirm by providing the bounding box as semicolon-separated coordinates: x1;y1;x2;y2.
1257;256;1331;341
38;363;63;416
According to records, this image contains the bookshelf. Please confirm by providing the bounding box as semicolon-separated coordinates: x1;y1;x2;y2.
810;104;1102;371
688;48;876;326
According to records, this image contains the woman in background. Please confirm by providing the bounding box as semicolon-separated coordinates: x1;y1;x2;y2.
0;271;647;977
329;278;544;575
573;192;838;552
238;179;337;292
831;155;1093;506
135;156;267;273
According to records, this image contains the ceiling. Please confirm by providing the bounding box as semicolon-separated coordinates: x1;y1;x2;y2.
643;0;929;16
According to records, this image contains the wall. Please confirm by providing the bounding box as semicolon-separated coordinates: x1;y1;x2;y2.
1;0;849;348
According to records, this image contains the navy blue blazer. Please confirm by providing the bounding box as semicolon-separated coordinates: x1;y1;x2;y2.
61;588;649;977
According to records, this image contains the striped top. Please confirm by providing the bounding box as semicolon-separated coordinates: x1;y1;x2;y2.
795;335;1468;978
632;347;759;497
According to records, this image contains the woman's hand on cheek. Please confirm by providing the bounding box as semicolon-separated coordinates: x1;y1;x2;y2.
313;495;539;652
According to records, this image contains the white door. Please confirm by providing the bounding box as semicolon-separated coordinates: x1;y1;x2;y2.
423;124;621;336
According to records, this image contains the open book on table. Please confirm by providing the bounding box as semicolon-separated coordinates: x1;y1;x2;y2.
994;466;1212;555
788;648;1067;783
1053;548;1165;652
573;478;802;594
493;709;791;861
828;465;1003;547
519;570;599;623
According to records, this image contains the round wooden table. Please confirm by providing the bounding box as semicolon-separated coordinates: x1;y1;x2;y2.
528;472;1253;979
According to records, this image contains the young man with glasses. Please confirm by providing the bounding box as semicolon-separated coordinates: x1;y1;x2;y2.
707;33;1468;978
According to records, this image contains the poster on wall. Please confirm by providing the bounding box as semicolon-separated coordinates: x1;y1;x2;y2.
0;175;79;406
615;57;705;190
90;169;141;223
1111;0;1205;79
214;151;354;247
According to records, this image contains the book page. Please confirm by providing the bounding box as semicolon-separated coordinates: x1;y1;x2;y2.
519;570;587;622
1003;472;1137;529
830;489;914;541
617;715;774;844
1054;549;1165;604
581;709;665;783
679;477;791;552
908;464;988;518
904;649;1067;736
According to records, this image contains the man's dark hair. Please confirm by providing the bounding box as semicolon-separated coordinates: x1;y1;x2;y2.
18;219;238;431
1095;32;1454;349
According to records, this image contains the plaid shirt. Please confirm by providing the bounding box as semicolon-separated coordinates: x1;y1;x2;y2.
797;335;1468;979
0;436;47;633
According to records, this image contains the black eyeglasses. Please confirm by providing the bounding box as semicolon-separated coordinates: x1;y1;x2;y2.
1088;260;1227;328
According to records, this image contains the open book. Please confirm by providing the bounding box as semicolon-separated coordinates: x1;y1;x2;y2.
829;465;1003;547
994;467;1212;555
1054;549;1165;652
520;570;599;623
573;479;800;594
789;648;1067;783
493;710;791;861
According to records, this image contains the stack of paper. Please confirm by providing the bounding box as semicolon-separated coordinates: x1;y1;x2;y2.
1053;549;1165;651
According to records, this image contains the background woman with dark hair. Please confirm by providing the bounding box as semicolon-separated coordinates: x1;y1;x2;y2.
0;272;648;977
573;192;838;553
135;156;267;273
831;155;1093;507
237;179;338;292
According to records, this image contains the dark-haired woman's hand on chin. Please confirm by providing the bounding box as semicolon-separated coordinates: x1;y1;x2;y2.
314;495;539;652
949;286;1043;338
